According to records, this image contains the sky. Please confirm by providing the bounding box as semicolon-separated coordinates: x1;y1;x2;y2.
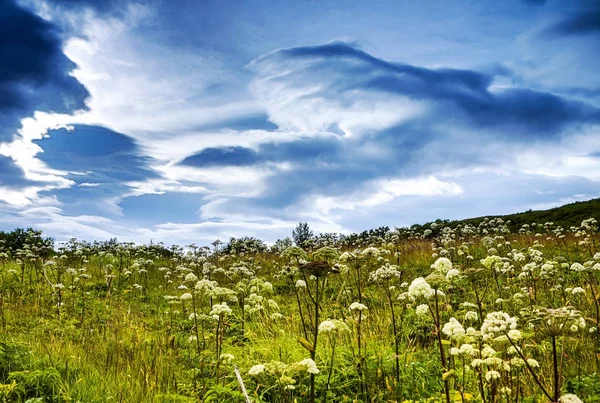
1;0;600;245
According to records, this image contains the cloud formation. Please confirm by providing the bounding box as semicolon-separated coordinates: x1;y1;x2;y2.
0;0;89;141
1;1;599;244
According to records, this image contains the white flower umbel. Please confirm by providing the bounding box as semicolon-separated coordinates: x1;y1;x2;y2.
408;277;434;299
431;257;453;274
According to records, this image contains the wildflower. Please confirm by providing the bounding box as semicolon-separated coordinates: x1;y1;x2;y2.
485;370;501;382
415;304;429;318
442;318;465;339
318;320;337;334
369;264;401;282
571;287;585;295
349;302;368;312
248;364;265;376
481;345;497;358
220;353;235;364
559;394;583;403
465;311;479;322
431;257;453;274
295;280;307;288
481;311;518;340
408;277;434;299
210;303;232;317
569;263;585;272
526;358;539;368
471;358;484;368
296;358;319;374
446;268;460;280
185;272;198;282
459;344;477;356
180;293;193;301
481;255;503;271
361;247;380;258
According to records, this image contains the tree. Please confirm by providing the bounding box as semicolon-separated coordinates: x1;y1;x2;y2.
292;222;313;250
271;237;293;254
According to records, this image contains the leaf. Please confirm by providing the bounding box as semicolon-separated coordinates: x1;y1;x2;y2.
442;370;455;380
297;337;315;352
441;340;452;345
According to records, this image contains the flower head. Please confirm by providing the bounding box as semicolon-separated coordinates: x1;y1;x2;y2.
408;277;434;299
431;257;453;274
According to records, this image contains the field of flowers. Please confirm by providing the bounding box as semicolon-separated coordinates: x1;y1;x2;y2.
0;218;599;402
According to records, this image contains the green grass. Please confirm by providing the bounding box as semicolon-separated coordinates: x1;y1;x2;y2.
0;214;599;402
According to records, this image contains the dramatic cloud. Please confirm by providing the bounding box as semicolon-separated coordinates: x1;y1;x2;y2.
0;0;89;141
250;41;600;139
542;9;600;38
1;1;599;244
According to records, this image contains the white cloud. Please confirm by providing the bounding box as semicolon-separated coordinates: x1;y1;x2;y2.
307;176;463;216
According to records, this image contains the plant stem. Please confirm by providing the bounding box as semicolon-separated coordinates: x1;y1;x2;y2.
552;335;559;402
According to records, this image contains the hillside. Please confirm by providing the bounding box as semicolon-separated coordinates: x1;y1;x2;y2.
413;197;600;232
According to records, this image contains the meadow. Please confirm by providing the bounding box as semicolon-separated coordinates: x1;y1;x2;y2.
0;217;599;402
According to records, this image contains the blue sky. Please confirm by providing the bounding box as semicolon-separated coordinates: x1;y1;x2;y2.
1;0;599;244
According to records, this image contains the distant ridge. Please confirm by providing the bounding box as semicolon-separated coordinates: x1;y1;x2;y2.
413;198;600;232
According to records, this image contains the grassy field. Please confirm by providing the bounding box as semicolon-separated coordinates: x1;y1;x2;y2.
0;214;599;402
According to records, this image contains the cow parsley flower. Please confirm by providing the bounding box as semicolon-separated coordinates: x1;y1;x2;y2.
559;394;583;403
408;277;434;299
210;303;232;317
442;318;465;339
369;264;401;282
180;293;193;301
296;358;319;374
349;302;368;311
446;268;460;280
485;370;501;382
569;263;585;272
248;364;265;376
318;320;337;334
431;257;453;274
415;304;429;318
465;311;479;322
481;311;517;340
507;329;522;341
459;344;477;356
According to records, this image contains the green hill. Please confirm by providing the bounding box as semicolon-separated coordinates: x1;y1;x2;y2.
415;198;600;232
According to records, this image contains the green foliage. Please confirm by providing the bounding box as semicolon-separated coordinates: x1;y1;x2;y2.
292;222;314;249
7;368;62;401
0;341;30;380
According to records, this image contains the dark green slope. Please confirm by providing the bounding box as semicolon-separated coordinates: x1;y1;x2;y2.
413;198;600;232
